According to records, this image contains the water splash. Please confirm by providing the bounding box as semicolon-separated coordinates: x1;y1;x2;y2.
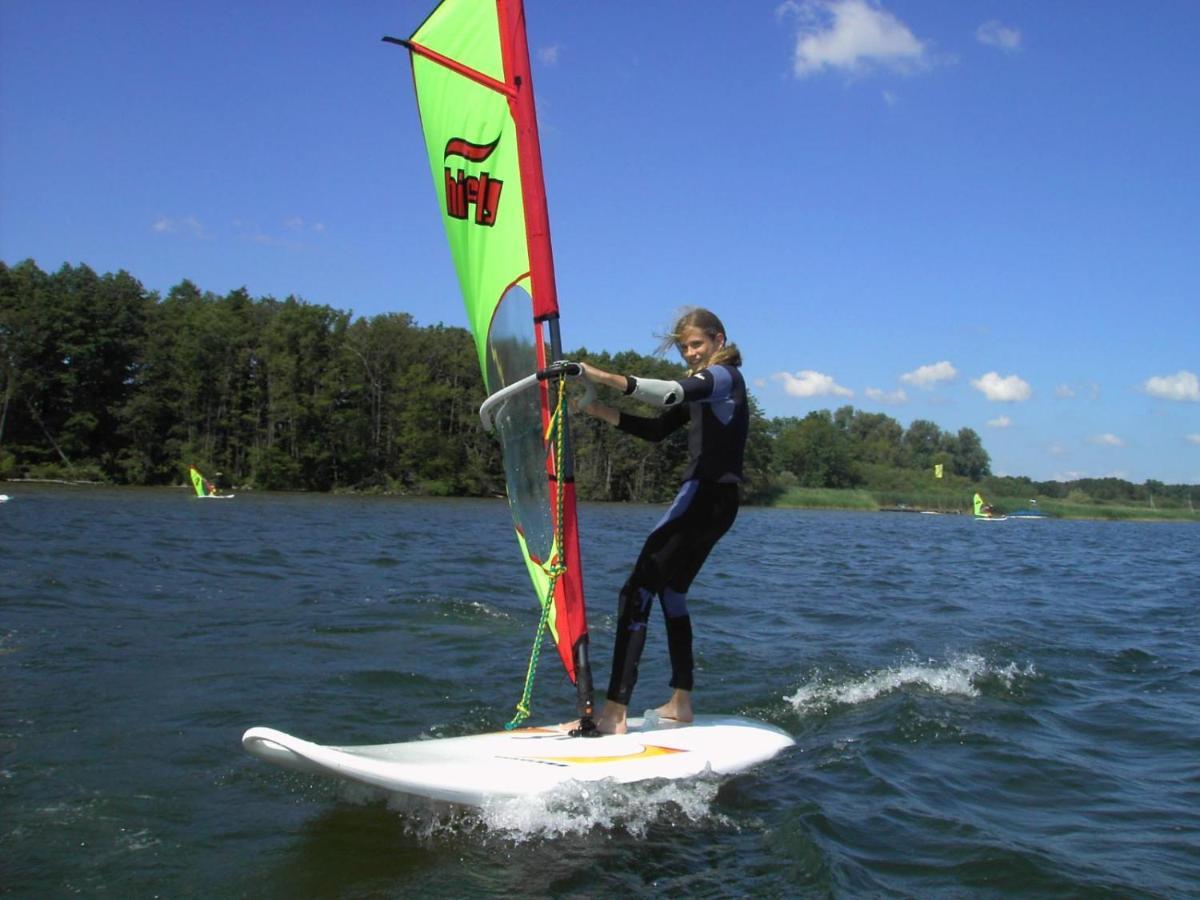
377;777;732;843
479;777;731;841
785;654;1037;715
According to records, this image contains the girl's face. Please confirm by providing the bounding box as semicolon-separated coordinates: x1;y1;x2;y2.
677;326;724;370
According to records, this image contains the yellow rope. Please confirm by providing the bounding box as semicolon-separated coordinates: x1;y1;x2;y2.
505;372;569;730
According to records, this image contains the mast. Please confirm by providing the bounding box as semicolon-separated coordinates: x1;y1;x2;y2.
497;0;595;729
388;0;594;731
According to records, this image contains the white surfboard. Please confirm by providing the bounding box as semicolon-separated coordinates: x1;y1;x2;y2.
196;493;235;500
243;714;793;806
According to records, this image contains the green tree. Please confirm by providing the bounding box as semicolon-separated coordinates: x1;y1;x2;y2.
254;297;350;490
901;419;943;472
775;410;860;488
948;426;991;480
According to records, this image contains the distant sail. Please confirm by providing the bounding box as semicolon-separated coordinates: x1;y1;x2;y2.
391;0;592;720
189;465;209;498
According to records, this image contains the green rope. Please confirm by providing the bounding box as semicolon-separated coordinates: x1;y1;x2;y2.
505;372;569;730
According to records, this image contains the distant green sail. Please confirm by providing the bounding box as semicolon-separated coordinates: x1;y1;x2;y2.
189;465;208;497
393;0;592;716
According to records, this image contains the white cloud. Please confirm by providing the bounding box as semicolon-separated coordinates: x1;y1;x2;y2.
865;386;907;404
283;217;326;233
976;20;1021;51
1187;434;1200;446
1143;370;1200;402
152;215;207;238
1048;442;1066;456
1089;433;1125;447
773;370;854;398
987;416;1012;428
970;371;1031;402
537;45;560;66
780;0;929;77
1056;382;1101;400
900;360;957;388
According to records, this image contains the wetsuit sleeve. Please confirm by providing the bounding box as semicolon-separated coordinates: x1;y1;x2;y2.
616;405;689;442
675;365;735;403
626;376;685;408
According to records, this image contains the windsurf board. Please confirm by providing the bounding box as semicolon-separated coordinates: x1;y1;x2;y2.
243;713;793;806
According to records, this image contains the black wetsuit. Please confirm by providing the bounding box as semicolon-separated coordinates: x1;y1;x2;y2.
607;363;749;706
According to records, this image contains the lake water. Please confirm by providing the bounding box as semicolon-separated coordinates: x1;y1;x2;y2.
2;485;1197;897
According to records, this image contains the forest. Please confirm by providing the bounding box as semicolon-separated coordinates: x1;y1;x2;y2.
2;259;1194;510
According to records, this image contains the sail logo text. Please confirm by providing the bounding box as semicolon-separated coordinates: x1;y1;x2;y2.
444;137;503;227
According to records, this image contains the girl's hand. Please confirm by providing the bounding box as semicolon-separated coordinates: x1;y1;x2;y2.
577;361;625;392
571;395;599;416
574;399;619;426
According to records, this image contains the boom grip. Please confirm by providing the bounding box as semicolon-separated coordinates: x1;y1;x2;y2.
478;361;595;431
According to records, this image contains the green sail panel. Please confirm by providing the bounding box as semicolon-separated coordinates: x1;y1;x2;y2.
398;0;590;698
189;465;208;497
409;13;526;378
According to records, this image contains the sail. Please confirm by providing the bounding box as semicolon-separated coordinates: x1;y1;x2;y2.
189;466;207;498
391;0;592;717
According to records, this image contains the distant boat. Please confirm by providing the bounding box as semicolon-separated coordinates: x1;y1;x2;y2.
1009;500;1046;519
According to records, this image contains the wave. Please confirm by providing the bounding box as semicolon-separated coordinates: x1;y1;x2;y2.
347;776;734;843
785;653;1037;715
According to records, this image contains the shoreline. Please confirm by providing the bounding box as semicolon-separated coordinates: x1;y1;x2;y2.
772;488;1199;522
4;479;1197;522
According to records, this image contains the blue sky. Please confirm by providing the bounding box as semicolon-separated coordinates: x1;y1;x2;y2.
3;1;1197;485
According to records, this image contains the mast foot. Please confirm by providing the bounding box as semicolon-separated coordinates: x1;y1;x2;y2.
569;716;601;738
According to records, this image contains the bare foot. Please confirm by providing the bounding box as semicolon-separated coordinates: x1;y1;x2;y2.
654;689;693;723
557;702;628;735
593;701;628;735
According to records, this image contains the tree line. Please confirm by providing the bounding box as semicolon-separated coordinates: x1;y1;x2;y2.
3;260;1191;505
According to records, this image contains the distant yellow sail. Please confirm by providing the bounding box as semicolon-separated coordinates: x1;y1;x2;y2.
934;464;944;479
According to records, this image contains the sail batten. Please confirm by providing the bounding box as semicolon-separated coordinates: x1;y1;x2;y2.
401;39;516;97
395;0;592;720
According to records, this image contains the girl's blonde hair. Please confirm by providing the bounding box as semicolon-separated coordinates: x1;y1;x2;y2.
657;307;742;370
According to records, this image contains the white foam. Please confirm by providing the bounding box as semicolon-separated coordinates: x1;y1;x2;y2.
476;776;730;841
378;776;731;843
785;654;1037;714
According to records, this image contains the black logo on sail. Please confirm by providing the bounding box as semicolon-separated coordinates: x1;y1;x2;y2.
444;137;503;227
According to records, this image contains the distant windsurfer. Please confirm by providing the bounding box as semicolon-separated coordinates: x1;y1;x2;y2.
973;491;993;517
189;465;221;498
570;308;748;735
